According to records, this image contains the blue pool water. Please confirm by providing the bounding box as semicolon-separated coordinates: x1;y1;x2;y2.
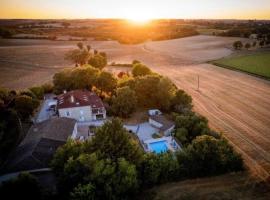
149;140;168;154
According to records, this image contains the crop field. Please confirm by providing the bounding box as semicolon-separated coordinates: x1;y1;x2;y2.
212;52;270;79
0;35;270;180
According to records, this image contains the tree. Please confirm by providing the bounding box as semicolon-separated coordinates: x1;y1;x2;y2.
71;66;99;90
133;75;175;109
132;63;152;77
0;27;14;38
51;139;85;176
0;108;21;164
139;153;179;188
90;118;143;165
174;112;211;143
171;89;193;114
53;69;73;93
96;71;117;94
88;54;107;70
14;95;39;119
65;49;91;66
132;60;140;65
155;77;176;111
175;128;189;144
111;86;137;118
53;66;99;93
77;42;84;50
177;135;243;177
134;75;160;107
86;45;91;52
70;184;96;200
245;43;251;50
233;41;243;50
64;154;138;200
0;173;42;199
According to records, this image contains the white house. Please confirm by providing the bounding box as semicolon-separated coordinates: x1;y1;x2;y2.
57;90;106;122
149;115;175;136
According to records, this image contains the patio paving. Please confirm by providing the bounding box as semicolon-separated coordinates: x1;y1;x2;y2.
135;122;159;141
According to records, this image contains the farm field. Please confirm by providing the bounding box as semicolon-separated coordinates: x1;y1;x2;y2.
144;172;270;200
0;35;270;180
212;52;270;79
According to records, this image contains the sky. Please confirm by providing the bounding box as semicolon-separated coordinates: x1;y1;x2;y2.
0;0;270;20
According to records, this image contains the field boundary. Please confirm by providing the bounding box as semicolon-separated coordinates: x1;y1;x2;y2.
209;61;270;81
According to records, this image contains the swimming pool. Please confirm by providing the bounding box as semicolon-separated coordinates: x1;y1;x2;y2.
149;140;168;153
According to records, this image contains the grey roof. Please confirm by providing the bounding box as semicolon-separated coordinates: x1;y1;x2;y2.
149;115;175;132
2;117;76;173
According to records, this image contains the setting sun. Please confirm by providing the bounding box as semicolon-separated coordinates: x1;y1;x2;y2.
126;17;152;25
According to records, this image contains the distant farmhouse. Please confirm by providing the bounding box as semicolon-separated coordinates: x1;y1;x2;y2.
2;118;76;173
57;90;106;121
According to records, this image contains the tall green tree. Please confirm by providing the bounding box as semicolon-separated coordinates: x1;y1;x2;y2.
65;49;91;66
177;135;243;177
111;86;137;118
88;54;107;70
90;118;143;165
171;89;193;114
14;95;39;119
96;71;117;94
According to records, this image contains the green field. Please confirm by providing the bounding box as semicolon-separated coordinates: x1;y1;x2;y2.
212;52;270;79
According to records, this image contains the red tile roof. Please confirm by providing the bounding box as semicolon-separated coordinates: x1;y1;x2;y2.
57;90;104;109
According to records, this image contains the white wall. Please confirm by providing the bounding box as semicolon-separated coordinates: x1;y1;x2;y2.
59;106;93;121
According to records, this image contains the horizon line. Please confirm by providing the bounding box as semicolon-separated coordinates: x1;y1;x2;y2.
1;17;270;21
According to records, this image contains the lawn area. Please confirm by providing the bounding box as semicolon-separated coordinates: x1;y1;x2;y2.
211;52;270;79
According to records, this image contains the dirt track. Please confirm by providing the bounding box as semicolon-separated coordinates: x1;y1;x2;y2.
0;35;269;179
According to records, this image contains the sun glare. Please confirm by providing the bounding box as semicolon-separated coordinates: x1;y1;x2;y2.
126;16;152;25
124;8;154;25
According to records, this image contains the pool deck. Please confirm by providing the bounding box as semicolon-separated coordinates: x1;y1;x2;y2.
143;136;181;153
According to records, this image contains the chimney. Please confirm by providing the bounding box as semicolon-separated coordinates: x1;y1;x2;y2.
71;95;74;103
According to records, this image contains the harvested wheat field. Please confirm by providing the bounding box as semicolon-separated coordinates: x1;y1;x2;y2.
1;35;270;180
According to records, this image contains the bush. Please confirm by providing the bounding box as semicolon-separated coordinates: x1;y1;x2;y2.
132;63;152;77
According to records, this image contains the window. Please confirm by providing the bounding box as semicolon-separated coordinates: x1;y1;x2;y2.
66;111;70;116
80;110;84;115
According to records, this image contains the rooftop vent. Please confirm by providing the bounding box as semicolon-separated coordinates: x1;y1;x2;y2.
71;95;75;103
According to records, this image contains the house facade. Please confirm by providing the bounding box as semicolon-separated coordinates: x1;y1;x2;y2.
57;90;106;122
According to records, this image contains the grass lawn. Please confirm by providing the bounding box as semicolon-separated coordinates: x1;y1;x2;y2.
211;52;270;79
